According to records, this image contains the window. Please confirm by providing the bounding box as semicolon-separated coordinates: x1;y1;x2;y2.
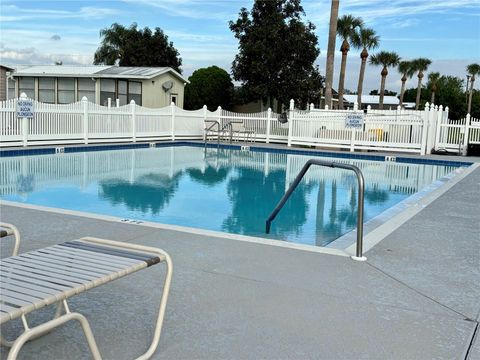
78;78;96;102
100;79;115;106
7;78;16;99
128;81;142;105
18;77;35;99
170;94;178;105
38;78;55;103
57;78;75;104
118;80;127;106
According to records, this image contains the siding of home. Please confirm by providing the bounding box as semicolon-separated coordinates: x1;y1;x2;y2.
141;72;185;108
0;67;7;101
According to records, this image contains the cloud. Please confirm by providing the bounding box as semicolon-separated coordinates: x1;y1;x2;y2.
0;4;119;22
305;0;479;28
0;45;93;65
122;0;232;21
50;34;61;41
391;18;420;28
166;30;228;43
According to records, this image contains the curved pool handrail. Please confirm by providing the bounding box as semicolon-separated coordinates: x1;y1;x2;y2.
265;159;366;261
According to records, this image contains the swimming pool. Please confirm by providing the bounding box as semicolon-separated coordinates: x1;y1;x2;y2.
0;144;465;247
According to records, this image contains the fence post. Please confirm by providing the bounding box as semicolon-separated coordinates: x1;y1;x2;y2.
217;106;222;124
353;101;358;112
425;104;437;155
463;113;471;155
19;93;29;147
420;102;430;155
202;105;207;141
287;99;294;147
171;102;175;141
266;107;272;143
131;99;136;143
116;98;120;108
434;105;443;151
324;105;329;110
82;96;89;144
309;103;314;111
107;98;112;134
350;128;355;152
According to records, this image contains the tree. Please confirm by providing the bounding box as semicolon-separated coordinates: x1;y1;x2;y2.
467;63;480;114
397;60;415;106
369;51;401;110
411;58;431;110
405;75;480;119
369;89;396;96
94;23;182;72
229;0;321;108
353;27;379;107
428;72;441;104
324;0;340;109
336;15;363;109
184;66;234;111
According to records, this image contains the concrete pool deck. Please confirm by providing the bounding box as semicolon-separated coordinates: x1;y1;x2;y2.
0;145;479;359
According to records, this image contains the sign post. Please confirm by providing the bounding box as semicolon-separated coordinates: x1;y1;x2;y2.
345;113;363;152
17;95;34;147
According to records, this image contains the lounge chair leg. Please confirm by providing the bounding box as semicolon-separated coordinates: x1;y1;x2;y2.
0;335;14;348
0;302;64;349
7;312;102;360
135;251;173;360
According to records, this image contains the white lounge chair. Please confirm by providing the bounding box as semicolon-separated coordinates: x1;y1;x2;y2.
0;228;172;360
0;223;20;256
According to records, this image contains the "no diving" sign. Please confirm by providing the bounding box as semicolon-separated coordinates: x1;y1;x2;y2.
17;99;34;118
345;113;363;129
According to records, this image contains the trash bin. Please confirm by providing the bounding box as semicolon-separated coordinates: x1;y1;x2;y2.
467;143;480;156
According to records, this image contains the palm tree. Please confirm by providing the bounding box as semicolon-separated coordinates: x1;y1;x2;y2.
324;0;340;109
336;14;363;109
411;58;432;110
353;27;379;108
397;61;415;107
369;51;401;110
467;63;480;114
428;72;441;104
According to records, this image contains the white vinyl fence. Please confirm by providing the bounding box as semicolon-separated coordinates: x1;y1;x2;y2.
1;93;471;155
434;113;480;154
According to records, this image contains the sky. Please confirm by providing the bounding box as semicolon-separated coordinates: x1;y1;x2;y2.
1;0;479;93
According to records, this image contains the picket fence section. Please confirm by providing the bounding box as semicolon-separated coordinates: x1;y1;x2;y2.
1;93;474;155
435;113;480;154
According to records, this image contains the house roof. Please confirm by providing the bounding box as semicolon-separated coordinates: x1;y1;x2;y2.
1;64;15;71
11;65;189;83
343;94;415;108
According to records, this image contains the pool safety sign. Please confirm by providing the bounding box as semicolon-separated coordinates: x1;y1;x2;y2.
17;99;34;118
345;113;364;129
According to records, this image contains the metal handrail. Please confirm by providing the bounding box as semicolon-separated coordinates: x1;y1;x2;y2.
265;159;367;261
204;120;221;144
221;119;242;143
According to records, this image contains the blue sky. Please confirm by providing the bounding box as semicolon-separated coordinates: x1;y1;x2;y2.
1;0;479;92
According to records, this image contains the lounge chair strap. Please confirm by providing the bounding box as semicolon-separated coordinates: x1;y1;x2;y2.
59;241;161;267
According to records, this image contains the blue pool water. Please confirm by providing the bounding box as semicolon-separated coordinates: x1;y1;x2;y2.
0;145;461;246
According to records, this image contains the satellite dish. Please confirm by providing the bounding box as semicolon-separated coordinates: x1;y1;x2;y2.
278;112;288;123
162;81;173;92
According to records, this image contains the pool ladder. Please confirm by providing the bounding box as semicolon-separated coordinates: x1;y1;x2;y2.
204;120;243;144
265;159;367;261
